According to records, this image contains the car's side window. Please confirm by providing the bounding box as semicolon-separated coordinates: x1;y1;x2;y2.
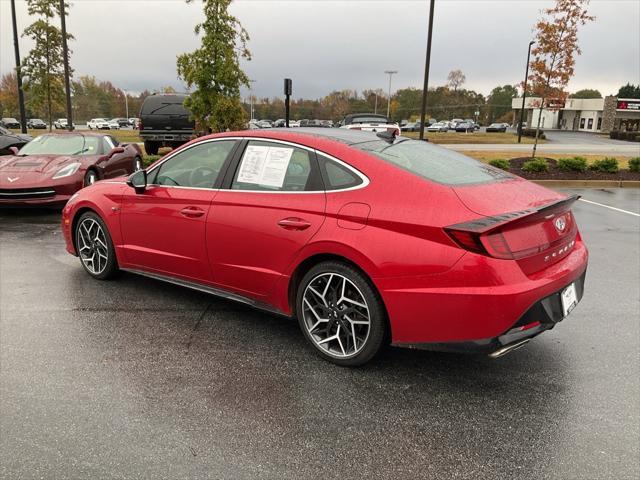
149;140;236;189
103;136;116;153
317;154;363;190
231;141;319;192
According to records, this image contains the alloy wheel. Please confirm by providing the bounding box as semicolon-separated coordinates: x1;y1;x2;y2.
77;218;109;275
302;273;371;358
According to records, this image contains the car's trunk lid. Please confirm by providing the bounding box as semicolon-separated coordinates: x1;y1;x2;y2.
447;179;579;274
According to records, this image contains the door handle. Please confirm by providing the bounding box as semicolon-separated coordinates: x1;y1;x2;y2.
180;206;205;218
278;217;312;231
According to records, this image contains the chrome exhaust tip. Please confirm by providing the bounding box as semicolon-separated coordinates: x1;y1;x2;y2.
488;339;530;359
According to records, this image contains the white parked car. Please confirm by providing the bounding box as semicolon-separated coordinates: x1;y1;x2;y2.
340;113;400;136
426;122;449;132
107;119;120;130
87;118;111;130
53;118;75;129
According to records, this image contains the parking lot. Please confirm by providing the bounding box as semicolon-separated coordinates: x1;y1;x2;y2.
0;188;638;479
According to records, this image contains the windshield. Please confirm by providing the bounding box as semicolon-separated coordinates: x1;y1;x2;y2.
18;135;101;156
353;139;512;185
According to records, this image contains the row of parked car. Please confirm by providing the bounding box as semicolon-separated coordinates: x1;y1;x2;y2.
248;119;335;129
0;116;141;131
400;119;512;133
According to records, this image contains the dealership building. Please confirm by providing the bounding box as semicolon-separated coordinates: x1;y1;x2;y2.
511;96;640;133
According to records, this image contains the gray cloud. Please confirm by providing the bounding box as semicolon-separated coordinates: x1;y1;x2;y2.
1;0;639;100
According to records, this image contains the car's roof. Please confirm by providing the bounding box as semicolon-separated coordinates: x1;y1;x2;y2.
37;131;108;138
264;127;386;145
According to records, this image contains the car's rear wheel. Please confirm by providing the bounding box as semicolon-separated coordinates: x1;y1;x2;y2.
75;212;119;280
144;141;159;156
84;170;98;187
296;261;387;366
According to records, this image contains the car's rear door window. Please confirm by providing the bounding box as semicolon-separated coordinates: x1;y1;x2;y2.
353;139;512;185
231;140;321;192
149;140;236;188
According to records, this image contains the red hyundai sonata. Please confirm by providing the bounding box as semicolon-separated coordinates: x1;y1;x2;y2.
0;132;142;207
61;129;588;366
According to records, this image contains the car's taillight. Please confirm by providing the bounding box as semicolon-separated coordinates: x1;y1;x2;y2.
138;119;143;130
445;195;580;262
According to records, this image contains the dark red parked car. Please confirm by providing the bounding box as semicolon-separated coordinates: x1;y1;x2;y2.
0;132;142;206
61;129;588;366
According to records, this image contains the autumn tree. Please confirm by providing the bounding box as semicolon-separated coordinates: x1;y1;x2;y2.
486;85;518;123
446;69;466;91
21;0;73;130
177;0;250;132
0;73;20;118
528;0;594;157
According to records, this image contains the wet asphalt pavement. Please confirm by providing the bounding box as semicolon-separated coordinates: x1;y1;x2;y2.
1;188;638;479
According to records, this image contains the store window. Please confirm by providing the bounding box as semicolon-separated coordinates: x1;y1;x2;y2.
587;118;593;130
580;118;585;129
597;118;602;130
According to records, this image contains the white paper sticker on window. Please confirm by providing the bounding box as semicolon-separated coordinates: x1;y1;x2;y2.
237;145;294;188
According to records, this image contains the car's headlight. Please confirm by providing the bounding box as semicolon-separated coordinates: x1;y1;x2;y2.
52;162;81;179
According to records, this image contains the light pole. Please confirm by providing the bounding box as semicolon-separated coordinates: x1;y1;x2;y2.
122;89;129;119
10;0;27;133
249;79;256;121
59;0;73;131
518;40;535;143
419;0;435;141
384;70;397;118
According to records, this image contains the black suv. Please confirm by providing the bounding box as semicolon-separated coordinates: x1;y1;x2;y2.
138;94;195;155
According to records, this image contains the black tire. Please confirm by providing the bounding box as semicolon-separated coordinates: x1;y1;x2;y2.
83;169;98;187
296;261;387;367
74;211;120;280
144;141;159;156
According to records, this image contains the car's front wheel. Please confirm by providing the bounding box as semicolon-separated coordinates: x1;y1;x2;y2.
296;261;387;366
84;170;98;187
144;141;159;156
75;212;119;280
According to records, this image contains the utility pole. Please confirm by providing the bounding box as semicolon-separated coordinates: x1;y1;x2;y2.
374;93;378;114
249;79;256;121
384;70;397;118
59;0;73;131
10;0;28;134
518;41;535;143
284;78;292;128
123;89;129;119
419;0;435;141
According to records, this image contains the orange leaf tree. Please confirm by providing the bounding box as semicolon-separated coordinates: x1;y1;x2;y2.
528;0;594;158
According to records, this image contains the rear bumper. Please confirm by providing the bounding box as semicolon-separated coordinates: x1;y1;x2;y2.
394;270;587;353
378;238;588;346
140;132;193;142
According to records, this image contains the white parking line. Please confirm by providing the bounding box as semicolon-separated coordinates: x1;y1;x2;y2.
579;198;640;217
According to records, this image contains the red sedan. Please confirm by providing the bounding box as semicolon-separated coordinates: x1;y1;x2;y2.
0;132;142;206
61;129;588;366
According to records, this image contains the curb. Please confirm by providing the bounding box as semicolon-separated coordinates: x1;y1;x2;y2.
531;180;640;188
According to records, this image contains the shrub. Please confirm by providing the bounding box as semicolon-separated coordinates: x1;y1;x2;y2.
629;157;640;172
143;155;161;167
521;128;546;140
590;157;619;173
557;156;588;172
489;159;510;170
522;157;549;173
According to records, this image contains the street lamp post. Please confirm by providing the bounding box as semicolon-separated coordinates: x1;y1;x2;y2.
59;0;73;131
518;40;535;144
419;0;435;141
384;70;397;118
10;0;28;134
249;79;256;121
123;90;129;119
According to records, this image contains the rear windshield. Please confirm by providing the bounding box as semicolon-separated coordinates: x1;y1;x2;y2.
18;135;101;156
141;96;189;116
348;115;390;124
353;139;512;185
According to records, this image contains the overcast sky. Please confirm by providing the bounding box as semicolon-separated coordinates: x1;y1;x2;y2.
1;0;639;100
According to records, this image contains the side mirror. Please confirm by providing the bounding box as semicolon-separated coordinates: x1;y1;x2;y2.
126;169;147;193
8;146;19;155
109;146;125;157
